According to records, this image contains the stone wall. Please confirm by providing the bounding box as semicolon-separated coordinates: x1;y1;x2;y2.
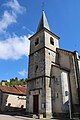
30;32;45;55
45;77;52;117
44;31;59;50
27;29;59;116
57;49;79;112
51;66;69;113
0;93;26;111
28;49;45;79
27;77;46;114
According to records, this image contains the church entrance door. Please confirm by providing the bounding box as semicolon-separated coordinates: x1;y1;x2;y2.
33;95;39;114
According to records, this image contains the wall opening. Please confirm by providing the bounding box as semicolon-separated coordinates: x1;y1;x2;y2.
33;95;39;114
50;37;54;46
35;38;39;46
35;65;38;73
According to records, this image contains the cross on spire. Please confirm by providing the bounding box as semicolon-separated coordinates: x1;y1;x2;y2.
42;0;44;11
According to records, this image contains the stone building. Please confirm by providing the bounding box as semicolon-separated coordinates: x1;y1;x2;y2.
0;85;26;112
26;11;80;118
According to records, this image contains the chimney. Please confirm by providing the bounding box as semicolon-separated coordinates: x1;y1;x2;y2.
74;51;79;59
1;81;6;86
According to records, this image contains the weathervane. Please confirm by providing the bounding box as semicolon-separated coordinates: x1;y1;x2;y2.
42;0;44;11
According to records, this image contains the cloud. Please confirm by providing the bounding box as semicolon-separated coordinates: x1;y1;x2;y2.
0;11;16;33
0;0;26;34
18;69;27;76
0;1;30;60
0;34;30;60
4;0;26;14
26;28;34;34
22;26;27;30
22;26;34;34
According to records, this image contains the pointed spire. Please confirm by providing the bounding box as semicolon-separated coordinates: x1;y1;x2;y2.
37;11;50;32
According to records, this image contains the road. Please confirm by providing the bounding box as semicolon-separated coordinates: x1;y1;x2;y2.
0;114;54;120
0;114;78;120
0;114;34;120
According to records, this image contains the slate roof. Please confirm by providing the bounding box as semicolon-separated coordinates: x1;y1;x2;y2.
0;85;26;96
37;11;50;32
29;10;60;40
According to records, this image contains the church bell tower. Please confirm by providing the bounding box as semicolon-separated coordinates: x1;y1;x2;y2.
26;10;60;118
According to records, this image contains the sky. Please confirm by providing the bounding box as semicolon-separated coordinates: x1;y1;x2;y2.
0;0;80;81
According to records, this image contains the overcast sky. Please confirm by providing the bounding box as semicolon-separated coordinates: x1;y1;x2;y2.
0;0;80;81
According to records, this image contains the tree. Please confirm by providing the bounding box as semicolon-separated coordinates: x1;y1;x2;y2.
1;77;27;86
15;77;18;81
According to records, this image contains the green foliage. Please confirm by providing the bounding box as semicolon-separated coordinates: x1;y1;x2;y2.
1;77;27;86
0;82;2;85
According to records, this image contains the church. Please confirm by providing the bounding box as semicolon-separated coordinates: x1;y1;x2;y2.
26;10;80;118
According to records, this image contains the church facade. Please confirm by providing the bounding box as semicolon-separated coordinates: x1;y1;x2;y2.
26;11;80;118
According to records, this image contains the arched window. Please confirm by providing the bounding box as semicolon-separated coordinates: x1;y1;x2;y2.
50;37;54;46
35;37;39;46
